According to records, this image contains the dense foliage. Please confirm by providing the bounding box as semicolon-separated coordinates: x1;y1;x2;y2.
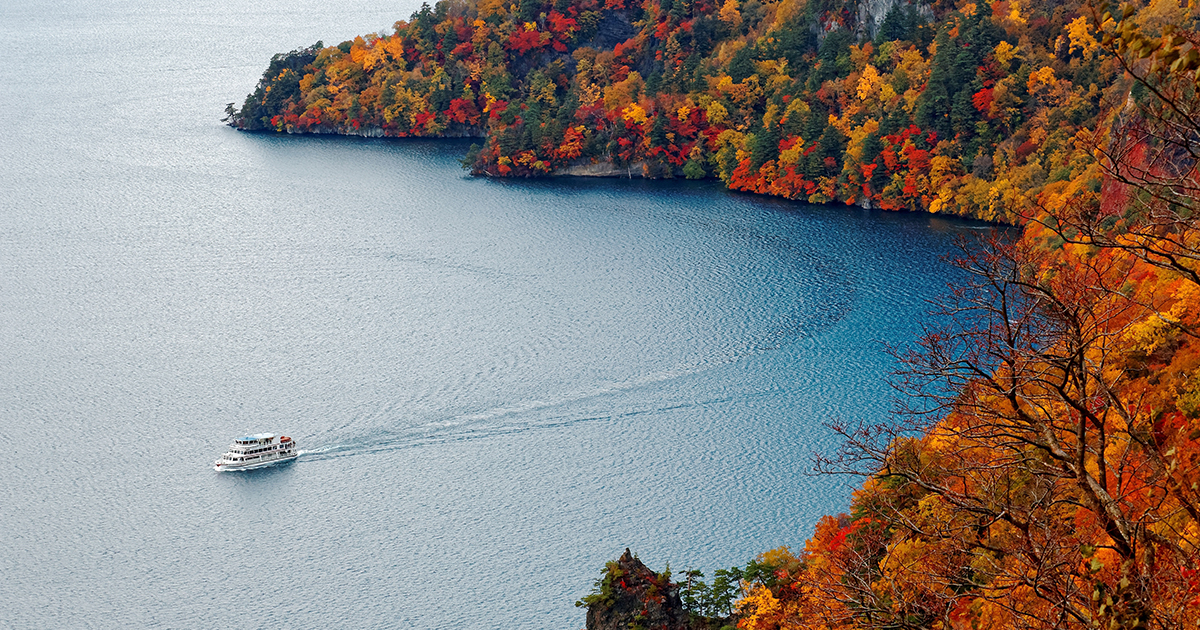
227;0;1181;221
726;4;1200;628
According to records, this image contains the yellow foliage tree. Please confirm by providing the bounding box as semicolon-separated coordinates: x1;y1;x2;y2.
856;64;882;101
994;40;1018;65
1066;16;1099;59
706;101;729;125
719;0;742;29
621;103;648;125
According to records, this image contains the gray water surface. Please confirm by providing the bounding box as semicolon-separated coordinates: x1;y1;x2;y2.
1;1;980;628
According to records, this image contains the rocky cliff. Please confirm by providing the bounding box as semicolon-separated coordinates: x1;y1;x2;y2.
855;0;934;39
579;549;736;630
581;549;689;630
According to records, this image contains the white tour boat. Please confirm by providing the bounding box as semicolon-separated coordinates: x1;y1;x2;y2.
214;433;298;471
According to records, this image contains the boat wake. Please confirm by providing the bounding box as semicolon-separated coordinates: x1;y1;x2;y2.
293;359;783;464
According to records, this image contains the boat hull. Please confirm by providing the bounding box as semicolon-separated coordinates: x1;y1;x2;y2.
213;453;298;472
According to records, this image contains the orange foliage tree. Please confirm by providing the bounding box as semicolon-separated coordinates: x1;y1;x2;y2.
735;8;1200;629
735;225;1200;630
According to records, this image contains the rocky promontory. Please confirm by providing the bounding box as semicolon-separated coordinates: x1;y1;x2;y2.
578;549;736;630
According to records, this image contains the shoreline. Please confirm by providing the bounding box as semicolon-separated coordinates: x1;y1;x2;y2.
228;124;1013;225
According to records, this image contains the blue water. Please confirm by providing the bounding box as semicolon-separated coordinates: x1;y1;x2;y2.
0;0;983;627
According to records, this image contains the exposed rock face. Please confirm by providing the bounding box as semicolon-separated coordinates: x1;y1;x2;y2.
275;126;484;139
855;0;934;40
584;549;690;630
585;11;638;50
555;160;646;178
857;0;901;38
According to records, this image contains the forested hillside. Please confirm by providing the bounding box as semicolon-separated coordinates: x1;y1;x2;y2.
227;0;1188;221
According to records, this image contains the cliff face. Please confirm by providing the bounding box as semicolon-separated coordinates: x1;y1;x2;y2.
583;549;690;630
853;0;934;40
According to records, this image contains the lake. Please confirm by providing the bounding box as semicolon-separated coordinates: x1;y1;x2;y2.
0;0;980;627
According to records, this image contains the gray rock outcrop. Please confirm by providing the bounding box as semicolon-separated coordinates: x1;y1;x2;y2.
583;549;690;630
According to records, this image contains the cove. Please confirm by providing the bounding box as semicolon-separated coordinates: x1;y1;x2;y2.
2;0;982;626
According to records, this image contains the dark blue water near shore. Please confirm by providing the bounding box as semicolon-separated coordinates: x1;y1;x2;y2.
1;0;984;628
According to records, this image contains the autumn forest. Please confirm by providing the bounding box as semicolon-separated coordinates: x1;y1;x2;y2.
229;0;1200;625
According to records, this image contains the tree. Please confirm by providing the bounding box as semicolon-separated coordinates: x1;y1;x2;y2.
818;230;1200;630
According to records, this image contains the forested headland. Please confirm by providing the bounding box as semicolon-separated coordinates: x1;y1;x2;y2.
228;0;1185;222
228;0;1200;626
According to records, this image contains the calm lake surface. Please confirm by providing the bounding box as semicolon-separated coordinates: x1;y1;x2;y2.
1;1;982;628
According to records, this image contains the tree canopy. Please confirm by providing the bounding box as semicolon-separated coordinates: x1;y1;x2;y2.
228;0;1198;223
